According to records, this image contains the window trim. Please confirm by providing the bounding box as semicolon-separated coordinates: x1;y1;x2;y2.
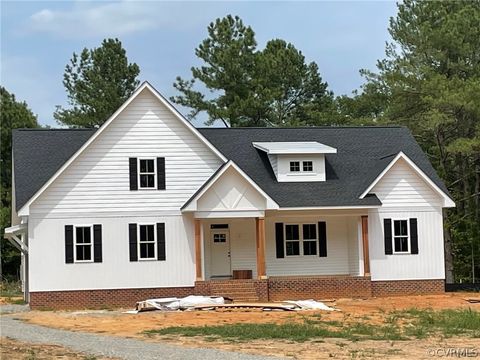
137;223;157;261
73;225;94;263
284;223;318;257
288;160;316;174
392;219;410;254
302;161;314;172
138;158;157;190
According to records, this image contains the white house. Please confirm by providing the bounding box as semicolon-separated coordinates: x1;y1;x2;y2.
5;82;455;309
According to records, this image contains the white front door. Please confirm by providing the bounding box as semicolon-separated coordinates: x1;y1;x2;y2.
210;230;231;277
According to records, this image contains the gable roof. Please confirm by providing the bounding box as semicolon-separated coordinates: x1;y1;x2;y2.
198;126;453;208
182;160;279;211
11;124;453;211
14;82;226;215
359;151;455;207
12;128;96;211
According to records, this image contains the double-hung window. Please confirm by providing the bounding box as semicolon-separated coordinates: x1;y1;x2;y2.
285;224;318;256
75;226;93;262
285;224;300;256
138;224;156;260
393;220;409;253
139;159;156;189
302;224;317;255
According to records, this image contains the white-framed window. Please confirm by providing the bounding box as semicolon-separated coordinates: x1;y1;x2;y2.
302;161;313;172
393;219;409;253
285;224;300;255
213;233;227;243
285;223;318;256
138;224;156;260
74;226;93;262
289;160;314;173
138;159;156;189
302;224;317;255
289;161;300;172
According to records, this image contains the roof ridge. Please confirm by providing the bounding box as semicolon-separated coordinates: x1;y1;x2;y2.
197;125;405;130
13;128;96;131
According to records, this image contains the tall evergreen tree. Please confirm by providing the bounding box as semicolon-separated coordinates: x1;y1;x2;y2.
172;15;335;127
0;87;38;278
55;38;140;128
350;0;480;282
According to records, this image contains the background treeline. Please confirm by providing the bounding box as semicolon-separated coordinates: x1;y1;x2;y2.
1;0;478;282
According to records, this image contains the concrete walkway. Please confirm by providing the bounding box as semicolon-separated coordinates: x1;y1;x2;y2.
1;316;283;360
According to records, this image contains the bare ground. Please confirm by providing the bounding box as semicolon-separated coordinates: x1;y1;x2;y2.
13;293;480;359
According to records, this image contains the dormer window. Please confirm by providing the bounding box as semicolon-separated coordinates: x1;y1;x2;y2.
303;161;313;172
253;141;337;183
290;161;300;172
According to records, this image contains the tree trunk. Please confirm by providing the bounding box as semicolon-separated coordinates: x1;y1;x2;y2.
443;209;455;283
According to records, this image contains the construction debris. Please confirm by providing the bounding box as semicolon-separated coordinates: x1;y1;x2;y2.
126;297;338;313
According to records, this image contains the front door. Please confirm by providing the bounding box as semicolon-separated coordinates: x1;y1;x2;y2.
210;230;231;277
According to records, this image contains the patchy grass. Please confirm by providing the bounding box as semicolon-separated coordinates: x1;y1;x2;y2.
144;320;404;342
144;308;479;343
0;280;22;297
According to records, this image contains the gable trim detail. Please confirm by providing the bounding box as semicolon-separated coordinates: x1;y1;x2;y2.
181;160;279;212
359;151;455;208
18;82;227;216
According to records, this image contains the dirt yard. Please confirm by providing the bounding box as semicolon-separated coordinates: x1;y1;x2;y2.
0;337;115;359
15;293;480;359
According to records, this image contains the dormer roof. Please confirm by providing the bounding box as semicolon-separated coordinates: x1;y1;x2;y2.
252;141;337;154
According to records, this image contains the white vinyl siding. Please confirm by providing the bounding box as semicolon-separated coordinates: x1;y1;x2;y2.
28;214;195;291
368;208;445;281
30;89;223;216
371;158;443;208
265;215;361;276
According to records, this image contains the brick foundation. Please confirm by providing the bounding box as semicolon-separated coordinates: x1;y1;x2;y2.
268;276;372;300
29;287;194;310
371;279;444;297
29;278;445;310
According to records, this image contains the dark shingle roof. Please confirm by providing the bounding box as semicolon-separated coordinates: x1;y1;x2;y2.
198;126;451;208
12;126;450;211
13;129;96;211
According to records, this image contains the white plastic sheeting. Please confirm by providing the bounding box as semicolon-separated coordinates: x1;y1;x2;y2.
132;295;225;312
284;300;338;311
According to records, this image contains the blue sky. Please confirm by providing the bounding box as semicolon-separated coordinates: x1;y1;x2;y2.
1;1;397;127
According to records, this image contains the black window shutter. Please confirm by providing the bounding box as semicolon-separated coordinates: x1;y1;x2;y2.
93;224;102;263
275;223;284;258
384;218;393;255
129;158;138;190
410;218;419;254
65;225;74;263
157;157;166;190
318;221;327;257
129;223;138;261
157;223;166;261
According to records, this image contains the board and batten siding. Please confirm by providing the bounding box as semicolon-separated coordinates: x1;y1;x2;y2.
30;88;223;217
370;158;442;208
265;215;361;276
368;208;445;281
28;214;196;292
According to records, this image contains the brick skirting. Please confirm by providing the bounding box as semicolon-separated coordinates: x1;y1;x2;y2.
268;276;372;301
29;278;445;309
371;279;445;297
29;286;194;310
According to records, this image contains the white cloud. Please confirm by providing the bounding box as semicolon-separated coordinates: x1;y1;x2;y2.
25;1;186;39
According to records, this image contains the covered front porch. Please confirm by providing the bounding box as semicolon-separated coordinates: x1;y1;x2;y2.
182;160;373;300
193;211;371;282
